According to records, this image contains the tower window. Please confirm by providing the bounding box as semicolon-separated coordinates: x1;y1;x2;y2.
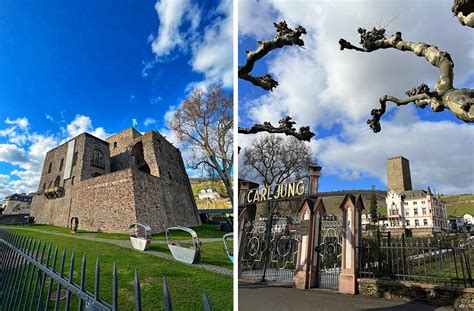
91;149;105;168
114;142;117;148
59;158;64;171
48;163;52;173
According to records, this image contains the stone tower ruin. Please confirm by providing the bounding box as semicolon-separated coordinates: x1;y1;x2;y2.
30;128;200;233
387;156;413;192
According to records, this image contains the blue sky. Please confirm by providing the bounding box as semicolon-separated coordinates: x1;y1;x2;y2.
0;0;232;197
238;0;474;194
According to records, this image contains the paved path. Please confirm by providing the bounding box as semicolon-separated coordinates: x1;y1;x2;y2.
239;281;454;311
1;226;232;276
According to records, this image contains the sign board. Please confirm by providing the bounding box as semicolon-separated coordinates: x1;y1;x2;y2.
299;219;310;236
246;180;306;204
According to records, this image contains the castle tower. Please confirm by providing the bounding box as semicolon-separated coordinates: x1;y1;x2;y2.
387;156;412;192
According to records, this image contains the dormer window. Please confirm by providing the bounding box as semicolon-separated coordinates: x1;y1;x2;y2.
92;149;105;168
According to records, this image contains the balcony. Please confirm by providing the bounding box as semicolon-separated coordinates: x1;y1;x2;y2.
43;186;64;199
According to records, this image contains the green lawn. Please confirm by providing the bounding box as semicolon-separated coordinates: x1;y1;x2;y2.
1;228;233;310
149;240;233;269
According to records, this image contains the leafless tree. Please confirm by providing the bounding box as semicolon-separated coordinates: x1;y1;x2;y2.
339;26;473;133
238;21;315;142
240;133;313;186
168;84;233;202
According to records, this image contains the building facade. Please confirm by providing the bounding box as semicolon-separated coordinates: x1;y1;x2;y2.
198;188;221;200
383;156;448;236
1;193;34;215
30;128;200;233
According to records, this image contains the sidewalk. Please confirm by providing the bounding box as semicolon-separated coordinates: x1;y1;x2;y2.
239;281;454;311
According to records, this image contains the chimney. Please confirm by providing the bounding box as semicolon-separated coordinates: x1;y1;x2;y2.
308;164;322;196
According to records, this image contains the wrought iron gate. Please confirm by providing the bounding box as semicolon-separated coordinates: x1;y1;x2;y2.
241;216;300;283
316;214;342;289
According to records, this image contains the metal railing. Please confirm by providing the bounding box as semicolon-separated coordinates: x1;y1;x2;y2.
357;235;473;288
0;229;213;310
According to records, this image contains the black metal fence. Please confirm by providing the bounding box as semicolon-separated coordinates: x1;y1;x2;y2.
357;235;473;288
0;229;213;310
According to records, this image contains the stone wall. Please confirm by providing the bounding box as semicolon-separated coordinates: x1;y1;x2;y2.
358;278;474;310
106;128;142;172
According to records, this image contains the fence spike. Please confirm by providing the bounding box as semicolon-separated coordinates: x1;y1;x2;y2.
163;277;172;311
112;260;118;311
94;257;100;300
65;250;75;310
78;254;86;311
134;270;142;311
203;290;212;311
44;245;59;311
54;248;67;311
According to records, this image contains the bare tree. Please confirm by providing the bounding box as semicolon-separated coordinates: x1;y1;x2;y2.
452;0;474;28
238;21;315;142
241;133;313;186
339;27;473;133
168;84;233;202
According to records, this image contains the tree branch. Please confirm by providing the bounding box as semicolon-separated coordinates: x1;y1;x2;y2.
452;0;474;28
238;116;315;142
239;21;306;91
340;27;473;131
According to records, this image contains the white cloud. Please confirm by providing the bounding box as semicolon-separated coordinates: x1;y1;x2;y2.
45;114;54;122
0;115;110;197
144;118;157;127
239;0;474;194
146;0;232;89
151;0;201;57
190;0;233;88
66;115;110;140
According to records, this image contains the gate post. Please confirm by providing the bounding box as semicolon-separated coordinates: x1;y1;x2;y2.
339;194;364;294
293;200;315;289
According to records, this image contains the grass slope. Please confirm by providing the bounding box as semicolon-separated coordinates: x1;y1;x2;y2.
2;228;232;310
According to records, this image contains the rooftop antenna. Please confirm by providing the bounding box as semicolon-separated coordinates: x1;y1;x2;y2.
132;118;138;131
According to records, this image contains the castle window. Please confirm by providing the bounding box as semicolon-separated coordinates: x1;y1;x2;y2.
114;142;117;148
48;163;52;173
43;183;46;192
59;158;64;171
54;176;61;187
168;171;172;180
71;176;75;185
92;150;105;168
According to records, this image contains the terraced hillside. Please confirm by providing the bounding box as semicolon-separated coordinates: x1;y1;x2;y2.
441;194;474;216
318;190;388;216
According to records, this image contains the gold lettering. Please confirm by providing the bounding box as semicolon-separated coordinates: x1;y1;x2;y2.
273;185;281;200
280;184;288;198
267;186;273;200
247;190;254;204
288;183;295;197
253;190;260;203
296;180;305;196
260;187;267;201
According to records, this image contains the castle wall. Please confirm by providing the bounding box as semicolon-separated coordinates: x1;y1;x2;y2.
106;128;142;172
387;156;412;192
133;169;200;234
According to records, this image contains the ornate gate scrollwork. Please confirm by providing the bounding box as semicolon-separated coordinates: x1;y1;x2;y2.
317;214;343;289
241;217;300;282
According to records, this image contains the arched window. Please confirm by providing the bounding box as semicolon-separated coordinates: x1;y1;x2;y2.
59;158;64;171
92;150;105;168
48;162;52;173
113;142;117;148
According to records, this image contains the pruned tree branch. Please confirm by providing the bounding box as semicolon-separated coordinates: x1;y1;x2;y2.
238;116;314;142
452;0;474;28
239;21;306;91
238;21;315;142
339;28;473;132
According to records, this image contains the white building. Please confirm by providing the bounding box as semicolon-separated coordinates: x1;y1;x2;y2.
198;188;221;200
1;193;34;215
385;187;449;233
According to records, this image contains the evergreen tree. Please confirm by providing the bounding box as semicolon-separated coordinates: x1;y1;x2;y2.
369;185;378;225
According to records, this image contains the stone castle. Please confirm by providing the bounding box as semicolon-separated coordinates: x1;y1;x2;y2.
30;128;200;233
